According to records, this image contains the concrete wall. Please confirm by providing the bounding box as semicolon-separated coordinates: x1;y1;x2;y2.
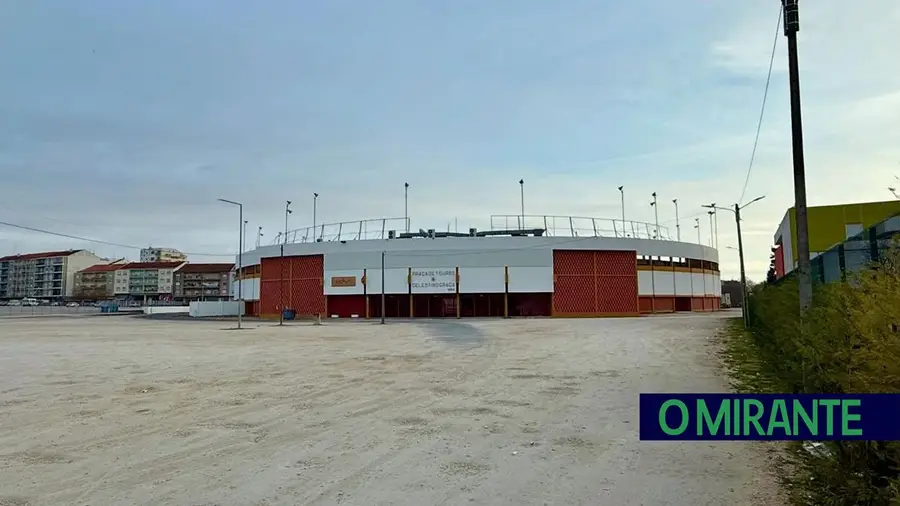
240;236;718;297
189;300;244;317
238;236;719;270
637;271;721;297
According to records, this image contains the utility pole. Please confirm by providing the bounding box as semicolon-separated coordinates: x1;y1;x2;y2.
736;204;748;328
704;196;765;329
783;0;812;312
673;198;680;241
650;192;659;239
618;186;625;238
380;251;386;324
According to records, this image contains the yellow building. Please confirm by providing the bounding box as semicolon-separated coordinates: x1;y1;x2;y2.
773;200;900;278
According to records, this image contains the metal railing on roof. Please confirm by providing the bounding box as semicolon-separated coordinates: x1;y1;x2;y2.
489;215;672;240
275;217;410;245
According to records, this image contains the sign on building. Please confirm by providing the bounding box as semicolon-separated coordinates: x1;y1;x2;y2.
331;276;357;288
411;268;456;293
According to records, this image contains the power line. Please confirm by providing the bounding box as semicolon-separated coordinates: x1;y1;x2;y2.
738;5;783;206
0;220;234;257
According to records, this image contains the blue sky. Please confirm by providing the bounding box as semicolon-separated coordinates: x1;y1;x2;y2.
2;1;899;279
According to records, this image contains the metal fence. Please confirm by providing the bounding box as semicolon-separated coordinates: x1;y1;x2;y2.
277;217;410;244
489;214;672;240
779;213;900;286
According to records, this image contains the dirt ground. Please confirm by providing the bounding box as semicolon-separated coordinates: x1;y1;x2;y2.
0;313;783;506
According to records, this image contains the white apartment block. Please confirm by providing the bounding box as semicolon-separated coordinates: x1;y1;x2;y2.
114;261;187;300
0;249;107;299
140;247;188;263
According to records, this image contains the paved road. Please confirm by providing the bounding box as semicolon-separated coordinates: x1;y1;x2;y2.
0;313;783;505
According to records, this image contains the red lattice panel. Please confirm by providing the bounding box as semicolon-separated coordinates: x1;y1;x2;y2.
259;255;324;317
260;257;283;281
259;279;284;316
596;275;638;314
289;255;323;279
288;278;326;316
553;250;594;276
553;276;595;313
596;250;637;276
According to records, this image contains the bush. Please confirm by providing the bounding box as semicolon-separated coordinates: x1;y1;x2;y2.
746;246;900;505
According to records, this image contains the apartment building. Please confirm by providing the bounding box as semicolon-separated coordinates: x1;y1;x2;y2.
114;261;187;301
140;247;187;263
0;250;107;300
72;260;128;300
173;263;234;301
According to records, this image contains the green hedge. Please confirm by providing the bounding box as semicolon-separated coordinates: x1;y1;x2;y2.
746;247;900;504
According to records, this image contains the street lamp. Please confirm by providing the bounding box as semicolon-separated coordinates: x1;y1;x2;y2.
284;201;292;244
650;192;659;239
709;203;719;249
313;193;319;241
618;186;625;238
217;198;243;330
707;211;714;247
519;179;525;230
280;200;292;326
243;220;248;253
404;182;410;233
694;218;701;244
256;226;263;249
672;198;680;241
703;195;766;329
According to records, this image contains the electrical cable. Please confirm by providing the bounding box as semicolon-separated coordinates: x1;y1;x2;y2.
0;220;234;257
737;6;782;206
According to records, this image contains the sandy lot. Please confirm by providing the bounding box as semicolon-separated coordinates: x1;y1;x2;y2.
0;314;781;506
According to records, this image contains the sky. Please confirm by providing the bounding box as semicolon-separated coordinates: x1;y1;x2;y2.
1;0;899;280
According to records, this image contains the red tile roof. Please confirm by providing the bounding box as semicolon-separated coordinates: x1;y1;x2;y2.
179;263;235;273
79;263;128;273
124;261;185;270
0;249;84;262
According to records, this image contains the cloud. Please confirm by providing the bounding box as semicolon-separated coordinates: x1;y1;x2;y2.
1;0;899;285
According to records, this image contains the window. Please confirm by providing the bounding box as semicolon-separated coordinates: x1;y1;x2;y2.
845;223;863;239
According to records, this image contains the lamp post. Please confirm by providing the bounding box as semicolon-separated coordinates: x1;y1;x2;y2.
380;251;386;324
650;192;659;239
709;203;719;249
280;200;292;326
618;186;625;238
313;193;319;241
217;198;243;330
404;182;410;233
519;179;525;230
673;198;680;241
284;201;292;244
703;195;766;329
256;226;263;249
694;218;701;244
707;211;714;247
242;220;248;253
